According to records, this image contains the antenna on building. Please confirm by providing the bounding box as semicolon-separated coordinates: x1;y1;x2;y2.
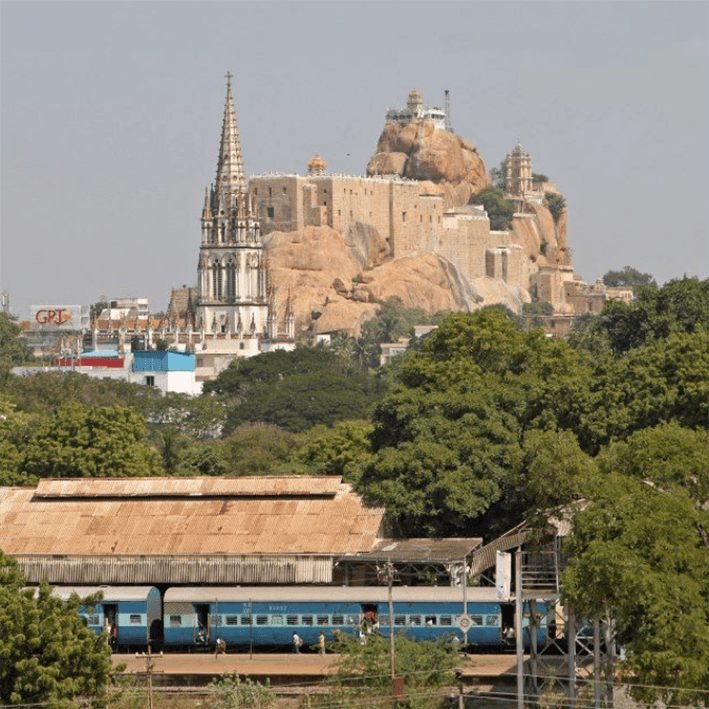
444;89;453;133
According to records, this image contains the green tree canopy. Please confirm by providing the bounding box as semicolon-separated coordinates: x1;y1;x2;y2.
320;631;459;709
569;276;709;357
469;187;515;231
0;551;114;708
22;403;162;478
358;308;594;538
602;265;656;289
544;192;566;224
0;313;35;373
562;472;709;706
207;347;384;434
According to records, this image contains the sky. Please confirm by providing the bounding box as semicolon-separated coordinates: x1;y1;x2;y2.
1;0;707;320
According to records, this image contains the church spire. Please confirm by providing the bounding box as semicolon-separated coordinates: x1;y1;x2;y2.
215;72;246;199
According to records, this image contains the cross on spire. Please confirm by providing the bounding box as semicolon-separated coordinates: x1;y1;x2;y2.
225;71;233;87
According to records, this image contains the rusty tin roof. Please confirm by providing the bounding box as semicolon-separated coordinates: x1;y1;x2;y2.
0;477;385;557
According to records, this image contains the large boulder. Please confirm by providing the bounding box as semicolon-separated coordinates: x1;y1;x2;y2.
367;120;489;207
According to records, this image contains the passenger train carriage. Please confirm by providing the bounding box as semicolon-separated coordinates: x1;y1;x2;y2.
46;586;162;648
163;586;548;650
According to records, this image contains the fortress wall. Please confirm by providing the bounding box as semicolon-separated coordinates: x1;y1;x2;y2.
389;187;445;258
326;177;393;242
249;172;542;303
250;176;306;233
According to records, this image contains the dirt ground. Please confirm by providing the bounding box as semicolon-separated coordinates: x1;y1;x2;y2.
114;652;518;678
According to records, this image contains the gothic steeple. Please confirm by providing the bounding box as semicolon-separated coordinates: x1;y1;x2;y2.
215;72;246;201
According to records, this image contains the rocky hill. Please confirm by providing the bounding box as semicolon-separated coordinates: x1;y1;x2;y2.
263;119;568;337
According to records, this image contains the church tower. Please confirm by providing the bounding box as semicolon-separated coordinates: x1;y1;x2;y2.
196;74;268;339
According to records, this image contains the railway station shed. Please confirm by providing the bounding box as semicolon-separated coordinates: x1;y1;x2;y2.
0;476;481;587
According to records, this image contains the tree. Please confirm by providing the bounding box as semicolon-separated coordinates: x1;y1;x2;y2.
221;423;299;475
562;472;709;707
581;329;709;451
0;551;114;708
292;419;374;480
602;265;656;290
0;396;34;486
544;192;566;224
358;308;594;538
320;631;459;709
568;277;709;357
488;161;506;191
0;312;34;373
469;187;515;230
21;403;162;478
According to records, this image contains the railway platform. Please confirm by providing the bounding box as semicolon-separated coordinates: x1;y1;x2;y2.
114;652;519;691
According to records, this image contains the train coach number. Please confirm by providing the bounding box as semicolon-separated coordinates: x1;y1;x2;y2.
268;605;287;612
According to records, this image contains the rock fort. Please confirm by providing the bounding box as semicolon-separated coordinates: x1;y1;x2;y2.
250;89;607;337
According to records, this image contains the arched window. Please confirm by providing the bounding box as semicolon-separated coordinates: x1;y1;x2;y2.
212;260;222;299
226;258;236;298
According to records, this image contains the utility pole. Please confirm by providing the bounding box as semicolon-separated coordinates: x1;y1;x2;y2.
378;559;398;707
136;646;163;709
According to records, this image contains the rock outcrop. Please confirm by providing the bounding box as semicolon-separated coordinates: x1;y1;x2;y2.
264;226;527;336
367;120;489;207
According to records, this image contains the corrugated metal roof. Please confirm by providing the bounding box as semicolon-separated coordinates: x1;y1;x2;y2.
0;478;385;560
163;585;499;604
33;476;342;498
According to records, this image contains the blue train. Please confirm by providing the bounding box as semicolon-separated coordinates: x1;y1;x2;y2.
47;586;162;648
45;585;548;651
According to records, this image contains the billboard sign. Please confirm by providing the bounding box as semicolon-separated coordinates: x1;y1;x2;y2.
30;305;90;331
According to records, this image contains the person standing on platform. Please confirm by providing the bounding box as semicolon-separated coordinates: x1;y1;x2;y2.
318;631;326;655
292;632;303;654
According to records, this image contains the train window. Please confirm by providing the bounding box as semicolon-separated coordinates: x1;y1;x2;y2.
332;615;344;626
256;615;268;626
240;615;252;625
129;614;141;625
169;615;182;627
302;615;314;626
471;615;483;626
486;615;500;626
378;615;389;626
440;616;452;626
317;615;329;626
225;616;239;626
271;615;284;626
424;616;437;626
409;616;421;626
287;615;299;626
85;614;100;626
347;615;359;626
394;615;406;626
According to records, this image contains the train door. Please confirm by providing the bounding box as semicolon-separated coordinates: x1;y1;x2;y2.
360;603;379;634
104;603;119;648
194;603;210;645
500;603;515;645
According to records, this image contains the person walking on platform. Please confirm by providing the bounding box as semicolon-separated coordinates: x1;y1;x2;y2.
292;632;303;654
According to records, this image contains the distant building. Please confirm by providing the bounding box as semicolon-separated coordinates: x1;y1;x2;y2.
12;348;202;396
385;88;447;130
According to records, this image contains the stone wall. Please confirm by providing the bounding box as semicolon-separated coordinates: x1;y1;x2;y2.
250;171;604;320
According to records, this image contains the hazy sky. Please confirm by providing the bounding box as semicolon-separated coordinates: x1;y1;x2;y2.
1;1;707;319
